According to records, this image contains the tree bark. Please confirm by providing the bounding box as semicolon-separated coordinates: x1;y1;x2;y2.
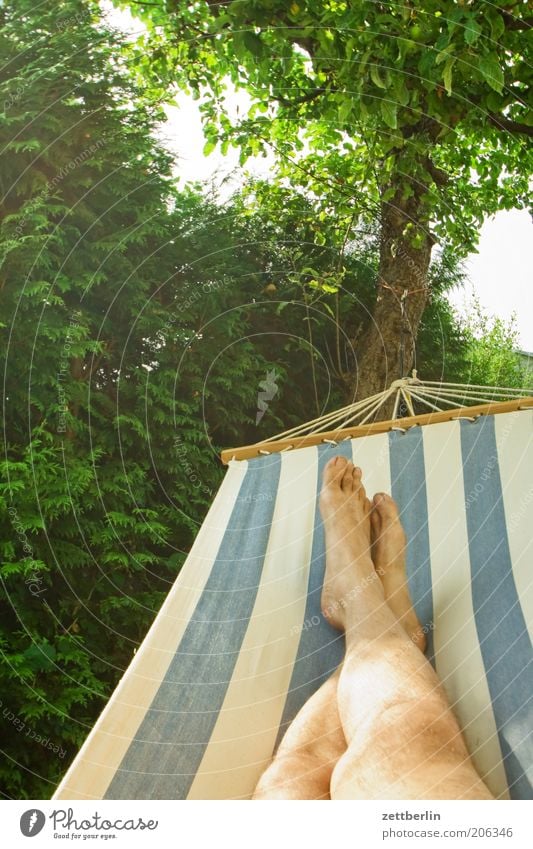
350;188;433;408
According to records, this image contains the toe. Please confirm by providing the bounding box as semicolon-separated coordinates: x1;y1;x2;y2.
373;492;400;522
373;493;406;548
322;456;348;489
370;502;381;538
341;460;355;492
352;466;366;501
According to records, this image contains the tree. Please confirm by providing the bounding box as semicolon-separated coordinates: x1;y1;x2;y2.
0;0;272;797
1;0;524;798
203;178;479;431
120;0;532;400
461;297;529;390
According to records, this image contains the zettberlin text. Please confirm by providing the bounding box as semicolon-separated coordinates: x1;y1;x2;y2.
382;810;441;820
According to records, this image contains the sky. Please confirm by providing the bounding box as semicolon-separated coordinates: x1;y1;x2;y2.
103;2;533;352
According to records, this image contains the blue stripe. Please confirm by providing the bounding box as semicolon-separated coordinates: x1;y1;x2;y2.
461;416;533;800
389;427;435;663
276;443;350;747
104;453;281;799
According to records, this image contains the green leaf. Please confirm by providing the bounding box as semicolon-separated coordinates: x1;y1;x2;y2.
203;139;217;156
479;53;504;93
243;31;263;57
338;99;352;123
370;64;387;89
357;48;371;77
487;9;506;40
23;642;57;672
394;77;410;107
443;57;456;96
435;45;455;65
464;19;482;46
418;48;435;77
380;99;397;129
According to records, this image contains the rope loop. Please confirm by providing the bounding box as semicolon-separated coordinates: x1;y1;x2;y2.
258;449;271;455
322;438;339;446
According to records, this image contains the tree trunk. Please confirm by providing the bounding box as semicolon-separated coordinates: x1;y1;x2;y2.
350;189;433;408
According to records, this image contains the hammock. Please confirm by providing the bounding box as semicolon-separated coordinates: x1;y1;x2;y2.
54;383;533;800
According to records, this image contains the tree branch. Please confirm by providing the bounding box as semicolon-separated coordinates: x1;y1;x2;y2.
423;156;449;186
274;86;326;107
488;113;533;136
401;116;442;141
502;12;533;31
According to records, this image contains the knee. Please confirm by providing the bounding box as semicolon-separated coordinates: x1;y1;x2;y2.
383;697;468;761
252;752;329;800
330;750;362;799
252;757;287;799
329;698;472;800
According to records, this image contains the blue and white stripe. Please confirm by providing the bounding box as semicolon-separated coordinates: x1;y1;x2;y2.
54;410;533;800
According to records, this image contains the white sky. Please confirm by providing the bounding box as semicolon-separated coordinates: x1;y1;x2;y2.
449;211;532;351
103;1;533;352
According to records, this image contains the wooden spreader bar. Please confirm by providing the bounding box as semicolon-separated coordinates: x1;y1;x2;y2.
220;397;533;464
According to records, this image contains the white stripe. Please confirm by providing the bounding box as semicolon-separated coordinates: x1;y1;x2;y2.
423;420;509;799
494;410;533;646
187;446;319;799
350;431;392;495
54;460;248;800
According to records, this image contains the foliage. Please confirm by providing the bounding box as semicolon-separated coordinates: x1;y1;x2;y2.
0;0;528;800
120;0;532;253
0;0;272;798
460;297;529;389
119;0;532;398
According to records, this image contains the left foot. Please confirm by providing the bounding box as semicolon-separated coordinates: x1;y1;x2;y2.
370;493;427;652
319;457;383;629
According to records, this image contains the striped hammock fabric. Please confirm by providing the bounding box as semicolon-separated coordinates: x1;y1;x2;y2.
54;409;533;800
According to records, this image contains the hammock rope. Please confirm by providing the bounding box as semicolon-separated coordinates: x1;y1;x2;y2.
260;371;533;442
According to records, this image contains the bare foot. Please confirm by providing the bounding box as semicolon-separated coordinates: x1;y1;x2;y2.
370;493;427;652
319;457;383;630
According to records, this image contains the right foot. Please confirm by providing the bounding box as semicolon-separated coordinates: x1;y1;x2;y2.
370;493;427;652
319;457;383;630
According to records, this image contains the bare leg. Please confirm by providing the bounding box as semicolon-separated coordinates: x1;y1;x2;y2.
253;462;428;800
252;666;345;799
371;492;427;652
320;457;493;800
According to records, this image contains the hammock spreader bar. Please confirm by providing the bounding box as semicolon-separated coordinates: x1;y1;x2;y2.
221;392;533;463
